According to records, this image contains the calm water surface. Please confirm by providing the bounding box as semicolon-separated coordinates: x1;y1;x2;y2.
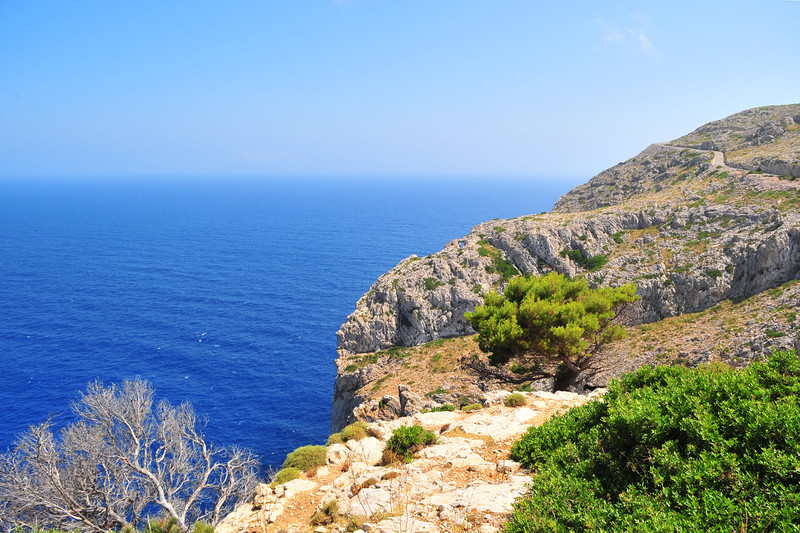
0;176;577;467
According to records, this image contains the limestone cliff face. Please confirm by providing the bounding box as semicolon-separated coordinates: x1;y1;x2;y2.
332;104;800;431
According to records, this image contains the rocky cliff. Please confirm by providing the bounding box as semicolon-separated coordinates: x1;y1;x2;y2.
332;104;800;431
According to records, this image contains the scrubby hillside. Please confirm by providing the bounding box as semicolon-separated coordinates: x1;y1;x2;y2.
333;104;800;431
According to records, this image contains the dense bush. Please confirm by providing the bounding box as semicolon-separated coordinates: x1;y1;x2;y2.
282;445;327;472
270;467;301;486
191;522;215;533
384;425;438;463
505;349;800;532
504;393;528;407
340;421;369;442
465;273;637;375
327;421;371;445
326;433;344;445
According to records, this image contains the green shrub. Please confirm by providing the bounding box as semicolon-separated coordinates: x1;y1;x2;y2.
476;240;519;281
370;374;392;392
493;256;520;281
271;467;302;486
560;247;607;272
326;433;344;445
340;421;369;442
192;521;214;533
461;402;483;411
707;268;723;278
310;500;339;526
504;393;527;407
146;518;181;533
422;404;456;413
765;329;787;338
423;277;444;291
282;445;327;472
384;424;438;463
506;349;800;532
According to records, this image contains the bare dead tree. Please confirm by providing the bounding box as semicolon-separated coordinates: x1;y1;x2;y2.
0;379;259;532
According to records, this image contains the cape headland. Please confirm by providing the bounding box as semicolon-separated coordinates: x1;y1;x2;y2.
332;103;800;432
219;103;800;533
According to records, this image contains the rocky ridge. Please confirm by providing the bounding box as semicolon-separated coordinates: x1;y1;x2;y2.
333;104;800;431
217;389;603;533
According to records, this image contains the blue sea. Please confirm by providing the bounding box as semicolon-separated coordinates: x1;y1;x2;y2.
0;176;577;468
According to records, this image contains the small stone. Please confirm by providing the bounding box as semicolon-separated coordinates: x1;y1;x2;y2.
496;459;521;473
267;502;284;522
438;503;455;520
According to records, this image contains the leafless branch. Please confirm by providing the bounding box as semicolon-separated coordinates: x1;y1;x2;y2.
0;379;259;532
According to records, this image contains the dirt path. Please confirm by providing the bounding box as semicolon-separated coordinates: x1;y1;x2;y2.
655;142;727;169
656;142;800;192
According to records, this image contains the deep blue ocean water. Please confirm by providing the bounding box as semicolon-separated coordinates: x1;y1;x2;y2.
0;176;577;468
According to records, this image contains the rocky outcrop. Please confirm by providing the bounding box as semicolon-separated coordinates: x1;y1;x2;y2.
332;104;800;430
336;106;800;358
218;389;604;533
336;169;800;357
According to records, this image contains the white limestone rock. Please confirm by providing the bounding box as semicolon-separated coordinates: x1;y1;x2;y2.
346;437;385;466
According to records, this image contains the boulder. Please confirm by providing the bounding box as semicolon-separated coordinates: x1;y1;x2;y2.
346;436;384;466
399;384;425;416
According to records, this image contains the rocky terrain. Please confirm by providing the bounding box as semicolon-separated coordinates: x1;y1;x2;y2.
216;104;800;532
217;389;603;533
332;104;800;431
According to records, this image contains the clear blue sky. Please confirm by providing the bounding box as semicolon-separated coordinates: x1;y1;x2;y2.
1;1;798;179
